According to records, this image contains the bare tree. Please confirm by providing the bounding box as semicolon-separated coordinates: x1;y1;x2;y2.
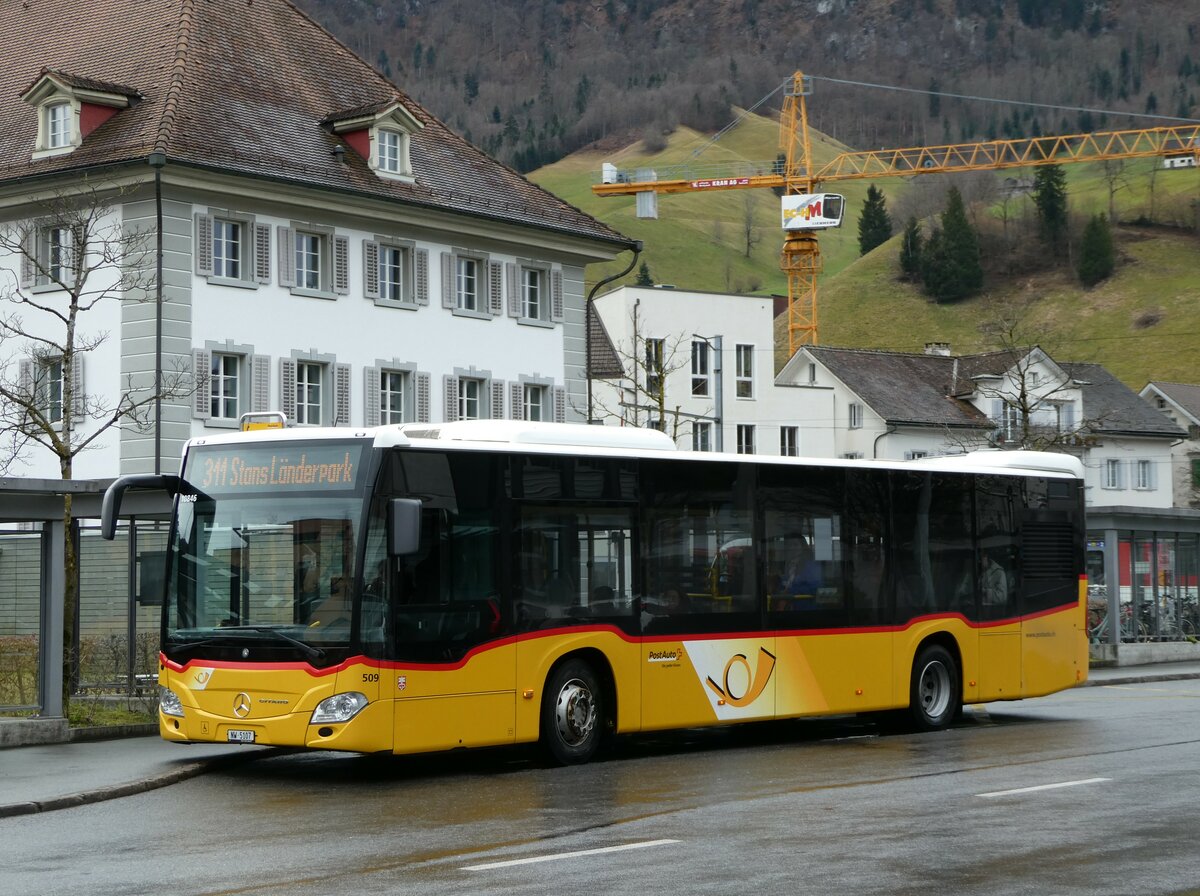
1100;159;1131;223
971;304;1107;452
741;191;759;258
0;180;189;709
589;303;701;443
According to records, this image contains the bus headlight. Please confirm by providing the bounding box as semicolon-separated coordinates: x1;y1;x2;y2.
310;692;369;724
159;686;184;718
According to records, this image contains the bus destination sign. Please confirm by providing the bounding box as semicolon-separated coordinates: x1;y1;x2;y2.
187;442;366;494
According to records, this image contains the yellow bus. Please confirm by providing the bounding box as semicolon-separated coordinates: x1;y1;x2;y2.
101;421;1087;764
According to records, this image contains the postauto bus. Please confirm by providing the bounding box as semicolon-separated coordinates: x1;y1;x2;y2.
101;420;1087;764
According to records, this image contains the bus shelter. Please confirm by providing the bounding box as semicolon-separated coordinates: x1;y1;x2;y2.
1087;505;1200;661
0;478;170;734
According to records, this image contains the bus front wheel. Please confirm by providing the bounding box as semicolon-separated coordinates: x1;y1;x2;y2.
540;658;604;765
908;644;960;731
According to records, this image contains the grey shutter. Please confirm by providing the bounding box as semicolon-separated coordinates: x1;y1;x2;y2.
71;354;85;421
441;252;454;308
490;379;505;420
279;358;297;421
415;372;431;423
19;227;35;289
443;375;459;422
194;213;214;277
334;362;352;425
254;223;271;284
550;269;564;322
364;366;381;426
415;248;429;305
553;386;566;423
510;382;524;420
192;349;212;418
363;241;380;299
488;261;503;316
251;354;270;413
333;235;350;295
277;227;295;288
17;359;34;402
506;263;520;317
1061;402;1076;432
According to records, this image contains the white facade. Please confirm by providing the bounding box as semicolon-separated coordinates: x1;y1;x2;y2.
590;286;834;456
0;180;603;480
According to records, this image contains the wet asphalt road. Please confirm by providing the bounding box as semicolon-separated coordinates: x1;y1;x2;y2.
4;679;1200;896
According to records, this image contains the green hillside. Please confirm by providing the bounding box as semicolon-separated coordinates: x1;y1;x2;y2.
529;114;1200;390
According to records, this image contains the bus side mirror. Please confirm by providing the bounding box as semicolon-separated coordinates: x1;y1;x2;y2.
101;474;181;540
389;498;422;556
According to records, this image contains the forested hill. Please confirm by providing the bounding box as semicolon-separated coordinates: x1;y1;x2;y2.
297;0;1199;171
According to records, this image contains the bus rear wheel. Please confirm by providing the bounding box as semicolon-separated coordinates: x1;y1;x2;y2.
541;658;604;765
908;644;960;731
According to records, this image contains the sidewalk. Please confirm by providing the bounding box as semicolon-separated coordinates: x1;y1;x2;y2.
2;661;1199;819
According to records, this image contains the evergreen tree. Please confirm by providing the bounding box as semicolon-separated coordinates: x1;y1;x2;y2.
1077;213;1115;286
857;185;893;256
1033;163;1069;257
921;187;983;303
899;216;923;281
635;261;654;287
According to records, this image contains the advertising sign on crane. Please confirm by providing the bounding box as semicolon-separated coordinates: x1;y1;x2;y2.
781;193;845;230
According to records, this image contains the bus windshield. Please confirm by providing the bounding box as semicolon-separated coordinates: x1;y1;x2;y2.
164;440;370;664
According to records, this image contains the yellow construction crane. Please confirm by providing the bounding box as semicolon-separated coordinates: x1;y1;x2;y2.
593;71;1200;355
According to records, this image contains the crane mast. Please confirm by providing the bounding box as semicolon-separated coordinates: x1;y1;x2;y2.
594;71;1200;356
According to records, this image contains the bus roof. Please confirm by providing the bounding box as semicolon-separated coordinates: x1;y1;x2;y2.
182;422;1082;480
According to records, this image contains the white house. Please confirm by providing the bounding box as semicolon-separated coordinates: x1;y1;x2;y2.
0;0;635;481
589;286;834;456
1140;381;1200;509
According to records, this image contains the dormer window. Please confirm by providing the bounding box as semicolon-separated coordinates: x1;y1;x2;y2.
46;102;73;149
21;69;140;161
323;100;423;183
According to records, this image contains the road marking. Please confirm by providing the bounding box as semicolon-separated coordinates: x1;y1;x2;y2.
978;777;1111;798
463;839;680;871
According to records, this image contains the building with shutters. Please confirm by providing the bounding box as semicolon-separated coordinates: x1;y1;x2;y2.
0;0;634;480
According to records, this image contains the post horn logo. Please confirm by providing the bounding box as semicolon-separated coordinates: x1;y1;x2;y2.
233;692;252;718
705;647;777;707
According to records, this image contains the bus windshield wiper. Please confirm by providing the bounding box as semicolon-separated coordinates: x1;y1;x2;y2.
237;626;327;660
167;627;326;661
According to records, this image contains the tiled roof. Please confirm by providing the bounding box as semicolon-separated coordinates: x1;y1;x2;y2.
806;347;1185;439
0;0;630;249
24;68;142;99
806;347;990;428
586;302;625;379
1146;381;1200;425
1065;365;1186;437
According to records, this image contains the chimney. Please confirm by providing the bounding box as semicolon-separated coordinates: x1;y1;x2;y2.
925;342;951;356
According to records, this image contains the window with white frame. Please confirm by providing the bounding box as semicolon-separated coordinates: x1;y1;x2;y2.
848;402;863;429
380;369;408;424
459;377;483;420
523;384;547;421
46;102;72;149
210;353;241;420
212;219;242;280
456;256;478;311
42;358;64;423
377;129;403;174
295;361;323;425
364;239;427;308
1135;459;1154;490
379;245;406;301
735;344;754;398
904;450;930;460
691;340;710;397
19;355;81;425
296;232;322;292
692;422;712;452
38;223;75;288
521;266;545;320
737;424;755;455
780;426;798;457
1104;458;1123;489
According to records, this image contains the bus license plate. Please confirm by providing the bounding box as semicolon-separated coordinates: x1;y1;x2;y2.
226;729;256;744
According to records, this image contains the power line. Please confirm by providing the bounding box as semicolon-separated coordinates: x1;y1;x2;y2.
809;74;1200;126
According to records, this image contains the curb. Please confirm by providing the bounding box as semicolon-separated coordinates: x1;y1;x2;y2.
1081;670;1200;687
0;747;285;819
